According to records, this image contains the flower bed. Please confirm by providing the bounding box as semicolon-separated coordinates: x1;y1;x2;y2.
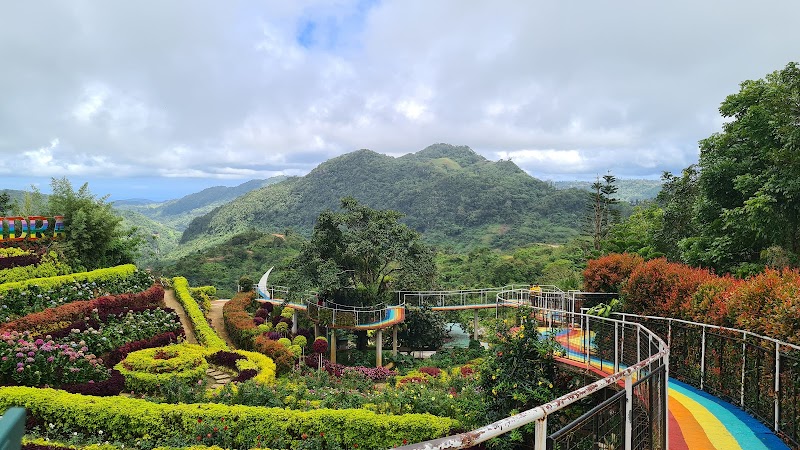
115;343;209;393
173;277;228;350
1;284;165;337
222;292;259;349
0;265;153;320
0;251;72;284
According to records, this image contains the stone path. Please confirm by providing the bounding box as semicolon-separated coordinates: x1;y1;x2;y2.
163;288;197;344
206;367;232;389
209;299;236;349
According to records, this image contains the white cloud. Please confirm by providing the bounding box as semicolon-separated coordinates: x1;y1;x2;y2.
1;0;799;198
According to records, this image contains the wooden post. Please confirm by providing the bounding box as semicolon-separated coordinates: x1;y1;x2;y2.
376;329;383;367
330;329;336;365
473;309;479;341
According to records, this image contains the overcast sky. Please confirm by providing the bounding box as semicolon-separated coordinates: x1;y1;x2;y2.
2;1;799;200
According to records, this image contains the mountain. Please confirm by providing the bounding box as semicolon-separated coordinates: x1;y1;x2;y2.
553;179;663;203
178;144;589;255
114;177;286;231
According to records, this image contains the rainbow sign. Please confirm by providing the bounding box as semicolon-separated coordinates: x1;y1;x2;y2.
0;216;64;241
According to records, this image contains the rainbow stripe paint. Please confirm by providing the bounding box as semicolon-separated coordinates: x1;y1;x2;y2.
0;216;64;241
548;327;789;449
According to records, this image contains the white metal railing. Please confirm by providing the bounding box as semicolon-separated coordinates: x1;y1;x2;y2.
397;284;556;309
399;289;669;450
606;311;800;447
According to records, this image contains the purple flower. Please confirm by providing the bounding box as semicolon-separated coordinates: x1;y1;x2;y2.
47;356;54;362
26;357;34;363
27;351;35;357
35;339;44;346
16;367;24;372
15;352;24;358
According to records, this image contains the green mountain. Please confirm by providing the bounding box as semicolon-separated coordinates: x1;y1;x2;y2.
114;177;286;231
179;144;589;254
553;179;663;203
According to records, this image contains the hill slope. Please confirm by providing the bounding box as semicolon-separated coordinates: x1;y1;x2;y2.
115;177;286;230
179;144;588;254
553;179;662;203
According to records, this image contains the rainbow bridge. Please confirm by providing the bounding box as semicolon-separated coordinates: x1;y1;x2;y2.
256;270;797;449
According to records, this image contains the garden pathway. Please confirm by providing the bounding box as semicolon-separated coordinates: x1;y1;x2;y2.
163;289;197;344
209;299;236;349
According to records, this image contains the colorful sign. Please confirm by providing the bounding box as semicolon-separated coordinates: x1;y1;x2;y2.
0;216;64;241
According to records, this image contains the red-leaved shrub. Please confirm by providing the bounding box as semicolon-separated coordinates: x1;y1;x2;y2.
583;253;645;293
623;258;715;318
725;269;800;344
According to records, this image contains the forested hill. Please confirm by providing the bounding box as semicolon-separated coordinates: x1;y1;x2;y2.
554;179;663;203
180;144;588;251
114;177;286;231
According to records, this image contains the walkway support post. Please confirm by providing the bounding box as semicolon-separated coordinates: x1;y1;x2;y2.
292;310;298;335
393;326;398;356
473;310;479;341
624;373;633;450
330;329;336;365
376;329;383;367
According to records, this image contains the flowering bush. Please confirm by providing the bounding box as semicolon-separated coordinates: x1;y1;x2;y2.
344;366;396;381
0;331;109;386
0;264;152;320
1;284;164;337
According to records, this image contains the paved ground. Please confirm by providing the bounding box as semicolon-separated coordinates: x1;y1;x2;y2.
163;289;197;344
209;298;236;349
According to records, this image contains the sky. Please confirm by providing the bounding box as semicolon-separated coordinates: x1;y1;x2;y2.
2;1;799;201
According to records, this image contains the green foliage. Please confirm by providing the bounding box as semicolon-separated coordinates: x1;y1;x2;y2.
172;277;228;350
396;308;448;351
0;386;457;449
290;197;435;305
553;179;663;203
42;178;142;271
115;344;209;393
0;264;150;320
178;144;588;257
585;174;620;252
0;250;72;284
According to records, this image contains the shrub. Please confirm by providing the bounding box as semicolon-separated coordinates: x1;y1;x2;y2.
312;337;328;354
61;369;126;396
726;268;800;344
0;386;457;449
1;284;165;337
253;335;294;374
292;335;307;348
622;258;715;318
0;264;152;320
583;253;645;293
173;277;228;350
115;344;209;393
222;292;258;350
0;251;72;284
106;331;183;367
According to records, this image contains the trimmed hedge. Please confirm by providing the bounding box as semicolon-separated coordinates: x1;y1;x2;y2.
0;251;72;284
222;292;259;350
115;344;209;393
173;277;228;350
0;387;457;449
0;264;152;320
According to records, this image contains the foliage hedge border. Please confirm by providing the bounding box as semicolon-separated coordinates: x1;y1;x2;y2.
172;277;228;350
0;264;138;295
0;387;456;449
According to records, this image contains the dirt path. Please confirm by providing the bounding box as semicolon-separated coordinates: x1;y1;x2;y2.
163;289;197;344
209;299;236;349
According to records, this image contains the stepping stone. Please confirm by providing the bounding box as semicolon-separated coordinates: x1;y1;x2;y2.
211;373;228;381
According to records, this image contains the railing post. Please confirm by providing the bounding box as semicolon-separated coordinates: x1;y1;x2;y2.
625;373;633;450
741;332;746;407
701;327;706;390
585;317;591;368
614;321;620;373
774;341;780;434
534;416;547;450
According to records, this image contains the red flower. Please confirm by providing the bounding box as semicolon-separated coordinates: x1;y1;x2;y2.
320;432;325;437
224;426;228;431
403;439;408;445
301;433;308;440
207;433;212;438
197;418;202;423
354;444;358;448
196;436;201;441
214;427;218;432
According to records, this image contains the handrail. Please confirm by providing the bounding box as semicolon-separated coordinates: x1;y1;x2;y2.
399;288;669;450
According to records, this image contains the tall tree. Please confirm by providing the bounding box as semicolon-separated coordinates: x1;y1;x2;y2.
586;173;619;251
292;197;436;305
0;192;14;215
687;62;800;270
44;178;142;271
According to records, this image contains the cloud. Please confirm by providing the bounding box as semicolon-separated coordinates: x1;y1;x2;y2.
1;0;799;199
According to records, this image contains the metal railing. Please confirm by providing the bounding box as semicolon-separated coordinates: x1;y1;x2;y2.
400;288;669;450
303;297;399;329
609;312;800;448
254;283;290;301
397;284;556;309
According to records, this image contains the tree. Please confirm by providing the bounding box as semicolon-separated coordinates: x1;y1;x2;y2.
43;178;142;271
0;192;15;215
586;173;619;251
292;197;436;305
686;62;800;271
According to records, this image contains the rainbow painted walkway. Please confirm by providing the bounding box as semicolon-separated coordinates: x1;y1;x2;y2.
549;328;789;450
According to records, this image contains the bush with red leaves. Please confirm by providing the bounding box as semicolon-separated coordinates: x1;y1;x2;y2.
583;253;645;293
61;370;126;396
105;331;183;367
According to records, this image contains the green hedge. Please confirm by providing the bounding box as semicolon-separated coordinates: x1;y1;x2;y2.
173;277;228;350
0;387;457;449
0;264;151;320
115;344;209;393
